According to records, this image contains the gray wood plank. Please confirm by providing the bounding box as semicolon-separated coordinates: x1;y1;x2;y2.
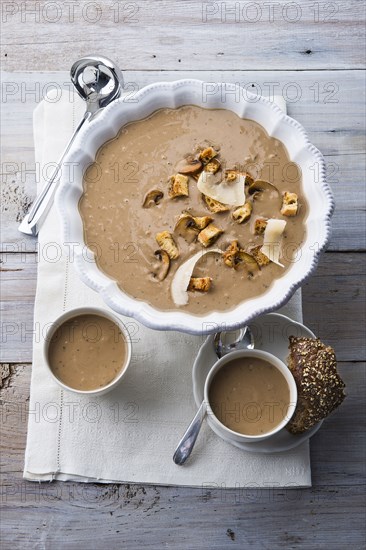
0;484;363;550
0;362;364;549
1;70;365;251
302;252;366;360
3;70;365;160
1;1;365;71
1;252;365;363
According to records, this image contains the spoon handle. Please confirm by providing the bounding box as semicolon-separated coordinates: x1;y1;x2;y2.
18;110;92;236
173;401;207;466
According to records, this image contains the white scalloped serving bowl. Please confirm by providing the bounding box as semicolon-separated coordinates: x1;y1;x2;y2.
56;79;334;335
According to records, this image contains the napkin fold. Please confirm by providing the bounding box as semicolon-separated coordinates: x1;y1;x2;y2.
24;87;311;487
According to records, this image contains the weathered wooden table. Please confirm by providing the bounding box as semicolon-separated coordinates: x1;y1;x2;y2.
1;2;365;548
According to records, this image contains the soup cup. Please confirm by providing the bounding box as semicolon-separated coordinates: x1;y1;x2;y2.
43;306;132;396
204;349;297;443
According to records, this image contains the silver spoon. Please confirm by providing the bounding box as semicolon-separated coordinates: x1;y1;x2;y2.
18;55;124;236
173;326;254;466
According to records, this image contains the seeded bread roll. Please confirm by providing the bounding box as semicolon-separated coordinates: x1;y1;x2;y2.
286;336;346;434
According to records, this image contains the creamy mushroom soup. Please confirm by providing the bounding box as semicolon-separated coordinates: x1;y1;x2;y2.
80;106;307;314
209;357;290;436
48;314;127;391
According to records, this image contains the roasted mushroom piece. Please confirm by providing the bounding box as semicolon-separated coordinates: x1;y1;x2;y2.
174;212;213;243
233;251;260;278
223;241;260;277
223;240;240;267
174;213;200;243
175;155;203;176
248;179;280;200
250;245;270;267
142;189;164;208
151;249;171;282
242;172;254;187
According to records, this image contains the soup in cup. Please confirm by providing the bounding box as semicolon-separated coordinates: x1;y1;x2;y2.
44;307;131;396
204;349;297;443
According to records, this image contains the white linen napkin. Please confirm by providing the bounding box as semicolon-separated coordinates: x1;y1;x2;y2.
23;87;311;486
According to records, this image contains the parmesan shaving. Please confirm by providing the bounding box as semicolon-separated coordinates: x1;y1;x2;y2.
171;249;222;306
260;219;287;267
197;172;246;207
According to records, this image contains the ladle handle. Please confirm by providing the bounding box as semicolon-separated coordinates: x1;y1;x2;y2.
173;401;207;466
18;110;92;236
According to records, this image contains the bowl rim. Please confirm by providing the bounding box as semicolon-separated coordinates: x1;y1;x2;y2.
56;79;334;335
203;348;298;441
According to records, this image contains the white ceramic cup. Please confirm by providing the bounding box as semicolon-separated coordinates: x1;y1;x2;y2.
43;306;132;396
204;349;297;443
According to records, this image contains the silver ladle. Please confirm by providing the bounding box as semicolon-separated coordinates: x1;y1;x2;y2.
18;55;124;236
173;326;254;466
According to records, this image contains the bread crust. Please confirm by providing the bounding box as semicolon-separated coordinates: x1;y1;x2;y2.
286;336;346;434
